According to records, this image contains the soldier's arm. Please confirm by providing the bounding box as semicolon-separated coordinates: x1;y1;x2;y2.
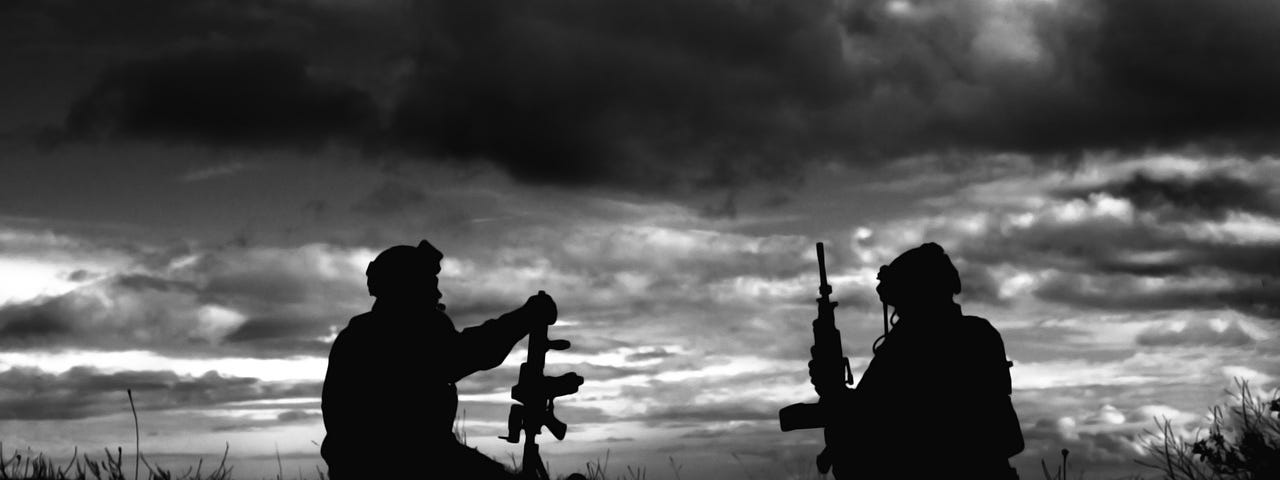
991;330;1025;457
967;317;1025;458
321;326;357;457
447;294;553;382
449;315;526;381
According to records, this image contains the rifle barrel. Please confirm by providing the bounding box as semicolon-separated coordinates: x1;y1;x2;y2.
817;243;827;287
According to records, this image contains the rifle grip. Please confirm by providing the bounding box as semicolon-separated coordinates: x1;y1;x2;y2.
817;447;833;474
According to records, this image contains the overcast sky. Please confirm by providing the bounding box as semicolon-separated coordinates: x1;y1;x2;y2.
2;0;1279;478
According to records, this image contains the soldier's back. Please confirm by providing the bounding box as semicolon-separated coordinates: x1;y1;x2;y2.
322;308;465;476
841;314;1015;478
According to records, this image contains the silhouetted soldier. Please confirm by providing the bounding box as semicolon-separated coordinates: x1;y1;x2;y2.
813;243;1024;478
321;240;554;479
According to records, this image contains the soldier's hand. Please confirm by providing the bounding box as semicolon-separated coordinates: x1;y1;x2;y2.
519;291;558;326
807;347;821;388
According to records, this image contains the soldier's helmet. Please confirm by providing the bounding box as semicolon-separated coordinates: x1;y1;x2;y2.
876;242;961;305
365;240;444;298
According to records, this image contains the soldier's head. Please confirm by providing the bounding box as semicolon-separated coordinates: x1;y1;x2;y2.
876;242;961;310
366;240;444;304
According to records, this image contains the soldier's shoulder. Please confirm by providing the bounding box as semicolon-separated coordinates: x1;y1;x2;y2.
958;315;1004;342
350;311;378;326
960;314;995;328
336;312;377;337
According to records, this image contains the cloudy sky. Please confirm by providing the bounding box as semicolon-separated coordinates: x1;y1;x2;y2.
2;0;1279;478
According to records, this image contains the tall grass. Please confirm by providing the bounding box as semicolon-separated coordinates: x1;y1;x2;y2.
0;444;235;480
577;451;644;480
1137;379;1279;480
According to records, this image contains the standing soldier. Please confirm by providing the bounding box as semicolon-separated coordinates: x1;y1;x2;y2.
812;242;1024;478
321;240;555;479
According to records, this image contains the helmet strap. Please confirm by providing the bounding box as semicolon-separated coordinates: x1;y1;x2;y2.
872;301;896;354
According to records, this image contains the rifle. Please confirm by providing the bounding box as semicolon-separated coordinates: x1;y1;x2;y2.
779;242;854;474
500;291;585;480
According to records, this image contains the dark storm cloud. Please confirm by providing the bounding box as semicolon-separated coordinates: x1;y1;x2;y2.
114;273;199;293
970;219;1280;281
955;221;1280;319
350;182;429;216
1062;172;1280;220
972;206;1278;319
934;160;1280;320
389;0;858;188
222;316;333;356
1082;0;1280;152
931;0;1280;157
64;48;377;149
0;301;75;340
0;366;318;420
4;0;350;47
385;0;1280;187
1034;273;1280;320
34;0;1280;189
223;317;318;344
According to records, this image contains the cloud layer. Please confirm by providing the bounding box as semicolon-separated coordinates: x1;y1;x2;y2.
0;239;373;356
21;0;1280;189
0;366;317;420
1;151;1278;478
65;48;377;149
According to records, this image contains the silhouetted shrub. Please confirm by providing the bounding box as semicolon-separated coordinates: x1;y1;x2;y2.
1139;379;1280;479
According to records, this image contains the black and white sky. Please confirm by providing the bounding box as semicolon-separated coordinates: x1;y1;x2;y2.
2;0;1279;478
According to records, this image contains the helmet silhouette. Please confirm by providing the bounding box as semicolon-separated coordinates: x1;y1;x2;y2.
876;242;961;306
365;240;444;298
